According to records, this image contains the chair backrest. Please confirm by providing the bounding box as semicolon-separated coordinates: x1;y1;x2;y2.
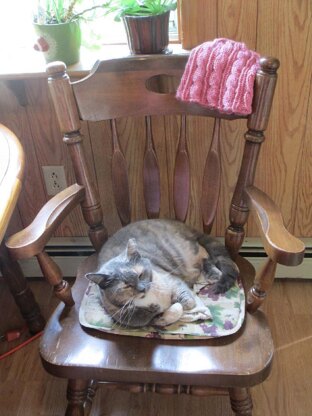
46;53;279;258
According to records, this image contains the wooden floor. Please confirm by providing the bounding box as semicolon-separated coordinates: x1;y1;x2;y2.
0;277;312;416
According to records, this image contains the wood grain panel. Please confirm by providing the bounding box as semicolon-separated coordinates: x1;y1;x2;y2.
294;67;312;235
249;0;312;236
5;207;23;236
217;0;258;44
215;119;245;237
87;120;121;236
179;0;217;49
24;79;87;237
216;0;258;237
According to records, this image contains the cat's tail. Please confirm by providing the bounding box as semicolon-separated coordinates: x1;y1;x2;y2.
197;234;239;293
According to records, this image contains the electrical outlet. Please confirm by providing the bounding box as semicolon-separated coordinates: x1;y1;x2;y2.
42;166;68;196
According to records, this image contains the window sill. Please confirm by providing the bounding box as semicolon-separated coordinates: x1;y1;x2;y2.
0;43;188;81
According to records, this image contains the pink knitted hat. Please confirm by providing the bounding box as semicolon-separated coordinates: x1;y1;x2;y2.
176;38;260;115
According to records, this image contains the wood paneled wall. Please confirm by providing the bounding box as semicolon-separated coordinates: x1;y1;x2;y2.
180;0;312;237
0;0;311;239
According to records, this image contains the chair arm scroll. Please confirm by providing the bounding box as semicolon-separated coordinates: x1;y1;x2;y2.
245;186;305;313
6;184;85;260
245;186;305;266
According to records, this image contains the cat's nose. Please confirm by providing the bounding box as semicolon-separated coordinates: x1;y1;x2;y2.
137;283;146;293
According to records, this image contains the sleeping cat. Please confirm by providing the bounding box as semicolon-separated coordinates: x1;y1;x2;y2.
86;219;239;328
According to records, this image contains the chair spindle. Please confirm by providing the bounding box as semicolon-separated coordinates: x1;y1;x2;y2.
173;115;190;222
143;116;161;219
225;57;280;258
111;119;131;226
247;257;277;313
201;118;221;234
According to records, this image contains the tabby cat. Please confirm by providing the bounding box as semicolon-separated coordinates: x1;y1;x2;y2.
86;219;239;328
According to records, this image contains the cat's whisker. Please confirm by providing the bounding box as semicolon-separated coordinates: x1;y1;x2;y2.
110;296;136;328
109;300;130;321
124;299;136;327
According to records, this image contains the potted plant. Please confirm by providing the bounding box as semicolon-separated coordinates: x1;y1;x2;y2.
33;1;108;65
104;0;177;54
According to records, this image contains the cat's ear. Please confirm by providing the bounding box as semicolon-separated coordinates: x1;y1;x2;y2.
85;272;111;288
126;238;141;261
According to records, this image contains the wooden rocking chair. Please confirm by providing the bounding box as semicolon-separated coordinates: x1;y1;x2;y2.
6;53;305;415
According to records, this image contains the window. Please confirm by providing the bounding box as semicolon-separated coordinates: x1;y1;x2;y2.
0;1;179;55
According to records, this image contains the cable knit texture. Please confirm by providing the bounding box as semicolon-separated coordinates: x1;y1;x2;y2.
176;38;261;115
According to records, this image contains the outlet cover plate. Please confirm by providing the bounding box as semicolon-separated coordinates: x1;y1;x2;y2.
42;165;68;196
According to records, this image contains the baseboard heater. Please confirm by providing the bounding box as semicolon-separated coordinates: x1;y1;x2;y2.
10;237;310;280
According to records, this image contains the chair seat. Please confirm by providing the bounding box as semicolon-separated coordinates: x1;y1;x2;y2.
40;254;273;388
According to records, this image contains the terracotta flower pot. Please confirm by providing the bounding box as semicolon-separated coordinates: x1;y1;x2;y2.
33;20;81;65
123;11;170;54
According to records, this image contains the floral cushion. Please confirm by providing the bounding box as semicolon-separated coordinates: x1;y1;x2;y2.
79;278;245;340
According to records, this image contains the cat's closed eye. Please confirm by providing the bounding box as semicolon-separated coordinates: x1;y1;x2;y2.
123;283;132;289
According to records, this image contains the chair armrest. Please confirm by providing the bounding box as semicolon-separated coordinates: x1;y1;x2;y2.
6;184;85;260
245;186;305;266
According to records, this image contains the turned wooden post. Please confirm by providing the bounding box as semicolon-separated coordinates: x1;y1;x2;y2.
229;387;253;416
247;257;277;313
225;57;280;258
66;379;89;416
0;241;45;333
84;380;98;415
46;62;107;251
37;251;74;306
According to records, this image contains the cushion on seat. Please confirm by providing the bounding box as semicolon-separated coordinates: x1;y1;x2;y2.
79;277;245;340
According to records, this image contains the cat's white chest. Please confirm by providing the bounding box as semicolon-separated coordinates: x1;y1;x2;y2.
134;274;172;312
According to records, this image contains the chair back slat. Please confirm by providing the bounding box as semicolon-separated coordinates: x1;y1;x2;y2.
201;118;221;234
143;116;161;219
173;115;190;222
111;119;131;226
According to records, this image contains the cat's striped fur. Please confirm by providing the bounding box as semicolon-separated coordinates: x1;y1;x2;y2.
86;219;239;328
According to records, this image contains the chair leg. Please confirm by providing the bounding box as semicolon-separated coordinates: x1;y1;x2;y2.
85;380;98;416
65;379;90;416
0;242;45;334
229;387;253;415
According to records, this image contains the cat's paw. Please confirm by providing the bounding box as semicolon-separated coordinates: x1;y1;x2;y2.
177;291;196;310
211;279;234;294
152;303;183;327
182;297;196;310
202;263;222;284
